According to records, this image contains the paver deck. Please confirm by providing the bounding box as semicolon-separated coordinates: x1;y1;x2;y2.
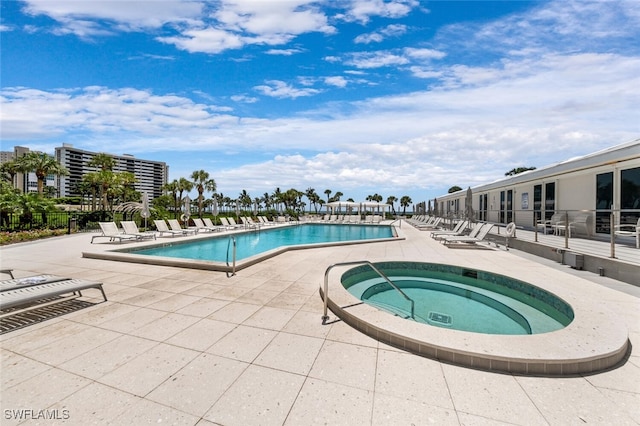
1;221;638;425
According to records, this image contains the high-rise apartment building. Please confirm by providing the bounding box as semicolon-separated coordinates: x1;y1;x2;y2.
55;144;169;199
0;146;56;193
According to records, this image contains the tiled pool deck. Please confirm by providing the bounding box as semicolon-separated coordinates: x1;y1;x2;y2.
1;222;638;425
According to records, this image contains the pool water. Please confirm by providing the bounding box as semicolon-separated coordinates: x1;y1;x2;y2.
125;223;394;262
342;262;574;335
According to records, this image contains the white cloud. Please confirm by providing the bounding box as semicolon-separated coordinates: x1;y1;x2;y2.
354;23;407;44
403;47;446;61
265;48;304;55
157;27;245;54
253;80;321;99
345;51;410;68
341;0;418;23
21;0;203;36
324;76;348;88
231;94;258;103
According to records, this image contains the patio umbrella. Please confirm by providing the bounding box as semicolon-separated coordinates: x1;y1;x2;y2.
465;187;475;221
253;200;258;216
212;199;218;218
433;198;438;216
140;191;151;229
235;202;240;220
183;195;191;222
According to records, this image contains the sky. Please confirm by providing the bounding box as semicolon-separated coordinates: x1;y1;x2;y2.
1;0;640;208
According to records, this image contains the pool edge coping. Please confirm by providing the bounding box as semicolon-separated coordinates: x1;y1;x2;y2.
321;261;630;376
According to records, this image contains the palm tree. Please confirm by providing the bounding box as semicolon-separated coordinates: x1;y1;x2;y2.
81;172;101;211
306;187;320;213
88;153;116;210
191;170;216;217
262;192;272;211
238;190;251;212
272;187;283;212
163;180;179;217
324;189;332;204
386;196;398;215
176;177;194;218
334;191;344;202
0;159;21;189
17;152;69;196
400;195;412;215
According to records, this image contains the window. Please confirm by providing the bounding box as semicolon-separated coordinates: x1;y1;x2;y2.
595;172;613;233
478;194;488;221
621;167;640;225
533;184;542;224
544;182;555;220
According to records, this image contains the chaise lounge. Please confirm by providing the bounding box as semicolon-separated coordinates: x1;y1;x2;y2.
91;221;140;244
1;274;107;314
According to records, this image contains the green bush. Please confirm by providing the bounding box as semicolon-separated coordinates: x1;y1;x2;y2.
0;229;69;245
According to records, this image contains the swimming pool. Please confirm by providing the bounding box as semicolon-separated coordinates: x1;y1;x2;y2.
322;260;630;375
341;262;573;335
84;223;399;272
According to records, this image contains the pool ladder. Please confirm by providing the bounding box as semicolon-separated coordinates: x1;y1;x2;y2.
226;236;236;277
322;261;415;324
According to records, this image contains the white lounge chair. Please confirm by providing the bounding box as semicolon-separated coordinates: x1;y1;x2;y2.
239;217;259;229
258;216;276;226
192;218;218;232
431;220;469;239
443;223;494;246
91;222;140;243
121;221;156;240
221;217;243;229
1;277;107;312
203;217;223;231
439;222;486;243
153;219;187;237
167;219;197;235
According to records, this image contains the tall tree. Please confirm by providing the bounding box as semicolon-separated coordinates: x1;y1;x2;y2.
400;195;412;215
191;169;216;217
0;159;22;188
324;189;332;204
176;177;194;218
505;166;537;176
18;152;69;196
88;153;116;209
163;180;179;217
386;195;398;214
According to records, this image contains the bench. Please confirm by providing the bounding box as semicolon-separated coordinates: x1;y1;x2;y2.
0;278;107;312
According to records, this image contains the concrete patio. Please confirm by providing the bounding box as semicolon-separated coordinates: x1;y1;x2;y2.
1;222;638;425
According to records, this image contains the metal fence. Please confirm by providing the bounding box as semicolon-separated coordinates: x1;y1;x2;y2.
0;211;141;233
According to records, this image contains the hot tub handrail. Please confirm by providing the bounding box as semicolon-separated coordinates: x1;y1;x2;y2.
322;260;415;324
226;236;236;277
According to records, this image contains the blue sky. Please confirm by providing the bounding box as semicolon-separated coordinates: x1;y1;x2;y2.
2;0;639;207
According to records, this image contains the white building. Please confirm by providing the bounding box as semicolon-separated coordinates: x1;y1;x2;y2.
431;139;640;236
0;146;56;194
55;144;169;200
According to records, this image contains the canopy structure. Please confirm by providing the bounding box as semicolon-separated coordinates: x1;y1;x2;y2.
360;202;392;216
325;201;392;217
325;201;360;215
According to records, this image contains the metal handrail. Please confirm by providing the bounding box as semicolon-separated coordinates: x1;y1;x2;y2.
226;236;236;277
389;218;402;228
321;260;415;324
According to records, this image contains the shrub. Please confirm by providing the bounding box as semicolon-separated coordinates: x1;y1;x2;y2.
0;229;69;245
